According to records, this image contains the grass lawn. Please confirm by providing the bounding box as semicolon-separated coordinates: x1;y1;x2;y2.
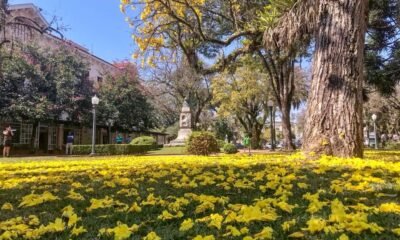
1;151;400;239
147;146;187;155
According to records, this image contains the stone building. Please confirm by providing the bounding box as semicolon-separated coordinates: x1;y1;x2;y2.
0;3;168;153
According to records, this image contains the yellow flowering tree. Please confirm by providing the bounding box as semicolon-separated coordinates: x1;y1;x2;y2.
120;0;305;151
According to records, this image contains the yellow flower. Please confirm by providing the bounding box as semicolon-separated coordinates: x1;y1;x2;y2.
1;203;13;211
208;214;223;230
297;182;308;189
128;202;142;212
236;205;278;223
288;232;304;238
302;218;326;234
254;227;273;239
338;233;349;240
143;231;161;240
18;191;59;208
192;235;215;240
66;189;85;201
282;219;296;231
71;225;87;236
379;202;400;214
179;218;194;232
392;228;400;236
224;225;241;237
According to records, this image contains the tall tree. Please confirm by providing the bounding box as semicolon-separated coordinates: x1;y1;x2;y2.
265;1;367;157
98;62;156;132
365;0;400;96
0;45;92;147
121;0;306;150
148;60;213;128
212;60;271;149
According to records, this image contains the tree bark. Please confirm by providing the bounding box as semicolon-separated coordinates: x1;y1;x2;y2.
257;51;297;151
30;120;39;151
302;0;366;157
280;100;295;150
251;124;262;149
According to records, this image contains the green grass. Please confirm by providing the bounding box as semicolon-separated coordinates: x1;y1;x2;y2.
147;146;187;155
0;151;400;239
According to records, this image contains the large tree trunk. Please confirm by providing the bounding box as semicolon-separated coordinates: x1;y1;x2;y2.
280;101;295;150
257;51;297;151
302;0;366;157
251;124;262;149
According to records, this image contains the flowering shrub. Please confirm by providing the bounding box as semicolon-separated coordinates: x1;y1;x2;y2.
223;143;238;154
187;132;220;156
0;151;400;239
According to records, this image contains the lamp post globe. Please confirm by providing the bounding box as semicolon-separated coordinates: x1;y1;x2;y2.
91;95;99;105
371;114;378;149
91;95;100;155
372;114;377;122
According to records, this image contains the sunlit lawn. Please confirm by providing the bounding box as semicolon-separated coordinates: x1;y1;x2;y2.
1;151;400;239
147;146;187;156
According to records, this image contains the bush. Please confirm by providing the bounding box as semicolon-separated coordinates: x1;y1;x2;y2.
73;144;155;155
223;143;238;154
130;136;157;146
217;139;226;149
187;131;220;156
385;141;400;150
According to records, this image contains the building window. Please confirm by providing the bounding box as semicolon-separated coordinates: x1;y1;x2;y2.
20;123;33;144
97;76;103;84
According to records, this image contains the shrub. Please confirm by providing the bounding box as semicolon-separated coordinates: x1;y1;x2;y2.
130;136;157;146
217;139;226;149
385;142;400;150
187;131;220;156
223;143;238;154
73;144;154;155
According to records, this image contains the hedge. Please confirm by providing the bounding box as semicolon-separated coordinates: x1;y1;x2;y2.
130;136;157;146
72;144;157;155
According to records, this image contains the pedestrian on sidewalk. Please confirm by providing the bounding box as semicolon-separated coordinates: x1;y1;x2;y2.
3;126;14;157
66;131;74;155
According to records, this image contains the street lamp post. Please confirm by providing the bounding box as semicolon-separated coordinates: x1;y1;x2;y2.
372;114;378;149
267;100;275;151
91;95;100;155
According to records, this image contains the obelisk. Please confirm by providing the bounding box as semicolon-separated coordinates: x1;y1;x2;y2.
168;98;192;146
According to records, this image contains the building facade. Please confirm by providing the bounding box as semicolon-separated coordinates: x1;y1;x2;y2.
0;4;168;153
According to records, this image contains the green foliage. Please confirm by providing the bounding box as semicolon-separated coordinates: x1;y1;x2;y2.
365;0;400;95
217;139;225;149
0;45;92;122
97;62;156;132
258;0;296;28
385;142;400;150
212;56;271;149
72;144;155;155
223;143;238;154
214;119;234;141
130;136;157;146
187;131;220;156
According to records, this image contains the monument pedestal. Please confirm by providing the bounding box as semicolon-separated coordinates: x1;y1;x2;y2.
166;128;192;146
165;98;193;147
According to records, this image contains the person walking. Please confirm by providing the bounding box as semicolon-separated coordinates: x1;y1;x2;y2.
3;126;14;157
66;131;74;155
116;133;123;144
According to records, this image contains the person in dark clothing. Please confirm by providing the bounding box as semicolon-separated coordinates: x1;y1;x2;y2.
66;131;74;155
3;126;14;157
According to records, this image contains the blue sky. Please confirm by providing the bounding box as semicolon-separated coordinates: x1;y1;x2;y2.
10;0;135;63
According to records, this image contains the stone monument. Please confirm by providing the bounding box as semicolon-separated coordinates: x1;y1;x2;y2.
167;99;192;146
